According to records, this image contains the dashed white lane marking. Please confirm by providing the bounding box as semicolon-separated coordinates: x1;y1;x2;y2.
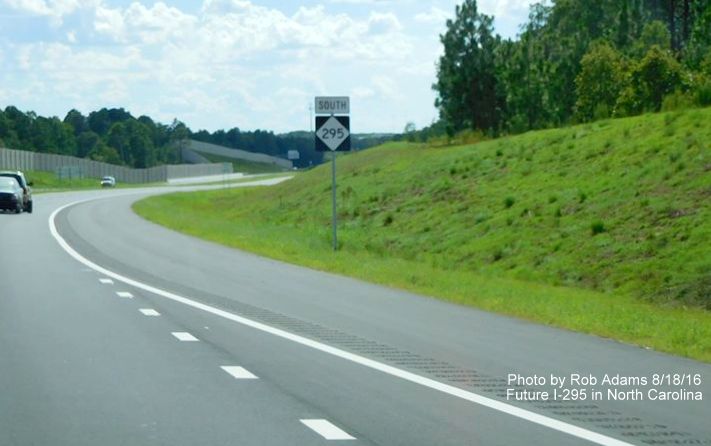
116;291;134;299
171;332;198;342
221;366;258;380
99;278;113;284
301;419;355;441
49;200;635;446
139;309;160;317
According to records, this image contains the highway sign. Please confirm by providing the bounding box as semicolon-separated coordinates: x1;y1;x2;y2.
315;116;350;152
287;150;300;160
314;96;351;251
315;96;350;115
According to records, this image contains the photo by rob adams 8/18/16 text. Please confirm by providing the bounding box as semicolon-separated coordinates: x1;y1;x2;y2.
506;373;704;402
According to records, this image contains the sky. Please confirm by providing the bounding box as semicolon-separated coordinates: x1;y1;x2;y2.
0;0;533;134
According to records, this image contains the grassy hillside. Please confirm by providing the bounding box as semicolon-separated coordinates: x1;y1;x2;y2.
25;171;164;193
134;108;711;360
26;170;101;191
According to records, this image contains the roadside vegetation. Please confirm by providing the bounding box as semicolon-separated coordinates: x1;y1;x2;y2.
0;107;390;171
27;170;118;192
27;170;166;193
185;173;294;188
134;107;711;362
423;0;711;140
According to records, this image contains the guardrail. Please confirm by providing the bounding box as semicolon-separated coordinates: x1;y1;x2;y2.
0;147;232;183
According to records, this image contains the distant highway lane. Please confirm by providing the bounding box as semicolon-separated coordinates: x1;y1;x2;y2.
1;186;709;446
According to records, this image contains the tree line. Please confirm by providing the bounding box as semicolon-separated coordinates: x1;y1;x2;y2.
429;0;711;137
0;106;392;169
0;106;190;168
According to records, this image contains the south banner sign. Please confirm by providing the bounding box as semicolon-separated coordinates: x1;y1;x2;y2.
314;96;350;115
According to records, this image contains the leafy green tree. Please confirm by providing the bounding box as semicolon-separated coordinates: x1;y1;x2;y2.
0;112;21;150
107;122;131;165
616;45;684;114
125;120;155;168
496;5;552;132
12;114;75;155
702;48;711;76
537;0;620;126
30;117;54;152
64;109;87;136
4;106;33;150
618;0;632;48
631;20;672;56
88;108;131;136
575;42;626;121
169;118;190;143
684;3;711;67
254;130;280;156
76;131;101;158
433;0;502;134
54;120;78;155
88;142;122;165
635;45;684;111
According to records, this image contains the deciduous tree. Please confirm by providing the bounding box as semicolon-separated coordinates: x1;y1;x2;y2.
575;42;626;121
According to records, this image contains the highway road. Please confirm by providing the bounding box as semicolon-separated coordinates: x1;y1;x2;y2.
1;184;709;445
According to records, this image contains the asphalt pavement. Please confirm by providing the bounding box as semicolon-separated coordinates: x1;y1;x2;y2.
1;185;709;446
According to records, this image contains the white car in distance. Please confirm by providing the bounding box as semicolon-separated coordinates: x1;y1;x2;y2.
100;176;116;188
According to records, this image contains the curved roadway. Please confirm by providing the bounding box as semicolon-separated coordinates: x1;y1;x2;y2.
1;185;709;445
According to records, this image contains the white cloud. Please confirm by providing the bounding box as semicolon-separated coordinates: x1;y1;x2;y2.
414;6;450;25
91;1;414;67
93;5;124;39
352;86;375;100
371;75;401;99
478;0;532;19
367;12;402;34
94;2;196;44
16;44;32;70
328;0;388;4
1;0;440;132
3;0;91;25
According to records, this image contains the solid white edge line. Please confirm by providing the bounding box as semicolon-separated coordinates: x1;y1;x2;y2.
49;199;636;446
221;366;258;380
301;419;356;441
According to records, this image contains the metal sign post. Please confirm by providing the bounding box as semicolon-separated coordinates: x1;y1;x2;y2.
331;151;337;251
222;162;230;190
315;97;351;251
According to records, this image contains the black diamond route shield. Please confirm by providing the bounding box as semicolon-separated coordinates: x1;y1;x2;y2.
315;116;351;152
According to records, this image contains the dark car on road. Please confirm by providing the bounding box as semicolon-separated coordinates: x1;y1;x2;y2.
0;171;33;213
0;177;24;213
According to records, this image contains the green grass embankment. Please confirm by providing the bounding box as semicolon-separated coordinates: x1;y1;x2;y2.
27;170;113;192
26;170;164;193
27;169;291;193
134;108;711;361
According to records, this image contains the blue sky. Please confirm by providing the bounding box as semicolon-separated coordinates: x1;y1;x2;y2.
0;0;532;133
